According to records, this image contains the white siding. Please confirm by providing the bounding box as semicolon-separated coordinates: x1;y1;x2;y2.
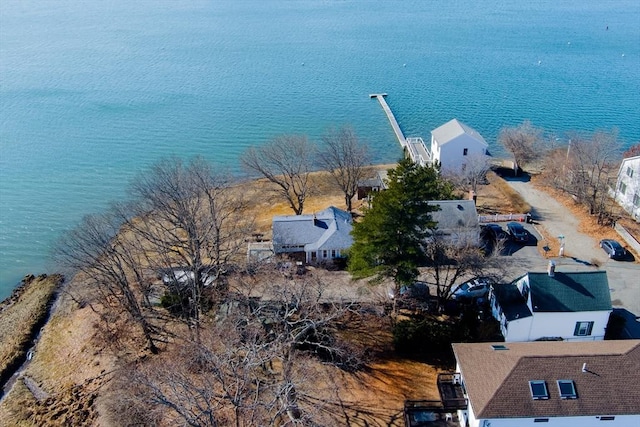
503;316;534;342
613;156;640;221
432;134;487;174
527;311;610;342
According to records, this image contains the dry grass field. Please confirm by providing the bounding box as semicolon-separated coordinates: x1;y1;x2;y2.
1;164;521;426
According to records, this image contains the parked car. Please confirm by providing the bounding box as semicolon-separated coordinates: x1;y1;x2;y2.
452;277;491;301
507;221;528;243
481;223;506;241
600;239;627;260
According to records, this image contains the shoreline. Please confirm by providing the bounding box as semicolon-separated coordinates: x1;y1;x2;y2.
0;274;63;397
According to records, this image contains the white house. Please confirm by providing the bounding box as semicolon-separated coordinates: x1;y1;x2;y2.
271;206;353;264
451;340;640;427
428;200;480;247
430;119;488;174
612;155;640;221
490;270;612;342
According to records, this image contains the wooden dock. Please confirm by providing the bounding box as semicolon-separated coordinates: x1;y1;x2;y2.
370;93;407;149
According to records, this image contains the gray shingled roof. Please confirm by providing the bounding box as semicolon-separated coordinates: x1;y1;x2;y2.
431;119;488;147
453;340;640;419
272;206;353;253
528;271;612;313
428;200;478;231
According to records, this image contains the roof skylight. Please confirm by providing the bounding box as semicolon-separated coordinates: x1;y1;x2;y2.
529;380;549;400
557;380;577;399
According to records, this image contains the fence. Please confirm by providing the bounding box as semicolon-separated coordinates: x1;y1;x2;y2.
478;213;527;223
614;223;640;256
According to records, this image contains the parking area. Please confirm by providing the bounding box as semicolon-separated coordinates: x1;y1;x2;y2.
497;178;640;337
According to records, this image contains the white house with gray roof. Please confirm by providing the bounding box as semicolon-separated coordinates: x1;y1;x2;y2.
430;119;488;174
271;206;353;264
451;340;640;427
490;270;612;342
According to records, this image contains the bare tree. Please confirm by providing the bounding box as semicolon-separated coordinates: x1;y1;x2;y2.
318;126;370;212
566;130;620;222
623;142;640;158
421;233;502;311
55;207;159;353
241;135;316;215
117;270;363;426
444;153;491;194
128;157;253;339
498;121;543;175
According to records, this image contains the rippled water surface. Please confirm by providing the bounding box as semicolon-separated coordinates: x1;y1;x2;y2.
1;0;639;298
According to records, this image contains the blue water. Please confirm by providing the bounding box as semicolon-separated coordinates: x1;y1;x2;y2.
1;0;639;298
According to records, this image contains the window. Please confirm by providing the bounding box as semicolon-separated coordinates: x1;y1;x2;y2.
600;416;615;421
529;381;549;400
574;321;594;336
534;419;549;423
491;344;508;351
463;148;468;156
330;249;336;258
634;193;639;207
627;166;634;178
322;250;328;258
619;182;627;194
557;380;578;399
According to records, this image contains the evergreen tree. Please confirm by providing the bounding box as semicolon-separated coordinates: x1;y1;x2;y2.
348;158;454;288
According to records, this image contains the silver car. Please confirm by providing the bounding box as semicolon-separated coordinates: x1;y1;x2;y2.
452;277;491;300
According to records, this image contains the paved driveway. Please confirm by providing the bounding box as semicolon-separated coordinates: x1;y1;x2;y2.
498;178;640;337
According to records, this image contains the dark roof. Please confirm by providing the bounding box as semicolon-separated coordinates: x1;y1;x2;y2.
453;340;640;419
528;271;612;313
492;284;532;321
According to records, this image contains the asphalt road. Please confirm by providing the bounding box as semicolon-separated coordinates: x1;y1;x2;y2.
501;177;640;338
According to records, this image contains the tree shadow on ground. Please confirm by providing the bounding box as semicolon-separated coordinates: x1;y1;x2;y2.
494;167;531;182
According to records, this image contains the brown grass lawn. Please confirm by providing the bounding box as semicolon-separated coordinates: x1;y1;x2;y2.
2;164;498;426
475;171;531;215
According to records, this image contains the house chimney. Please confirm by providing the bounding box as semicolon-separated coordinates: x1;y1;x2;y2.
547;260;555;277
582;363;587;373
469;190;477;205
313;213;319;227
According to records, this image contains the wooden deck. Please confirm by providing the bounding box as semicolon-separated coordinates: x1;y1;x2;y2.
370;93;407;149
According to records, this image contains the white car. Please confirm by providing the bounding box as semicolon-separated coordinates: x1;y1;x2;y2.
451;278;491;300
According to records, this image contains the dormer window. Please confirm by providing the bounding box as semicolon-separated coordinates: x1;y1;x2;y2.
529;380;549;400
557;380;577;399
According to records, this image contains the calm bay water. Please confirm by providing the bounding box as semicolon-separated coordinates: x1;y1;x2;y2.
1;0;639;298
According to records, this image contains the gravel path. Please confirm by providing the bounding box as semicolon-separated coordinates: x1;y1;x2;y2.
503;177;640;337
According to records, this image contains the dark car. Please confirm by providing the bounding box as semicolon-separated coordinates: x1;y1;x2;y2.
507;221;528;243
481;223;506;241
600;239;626;260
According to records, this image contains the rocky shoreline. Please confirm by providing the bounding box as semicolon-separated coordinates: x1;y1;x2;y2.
0;274;64;396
